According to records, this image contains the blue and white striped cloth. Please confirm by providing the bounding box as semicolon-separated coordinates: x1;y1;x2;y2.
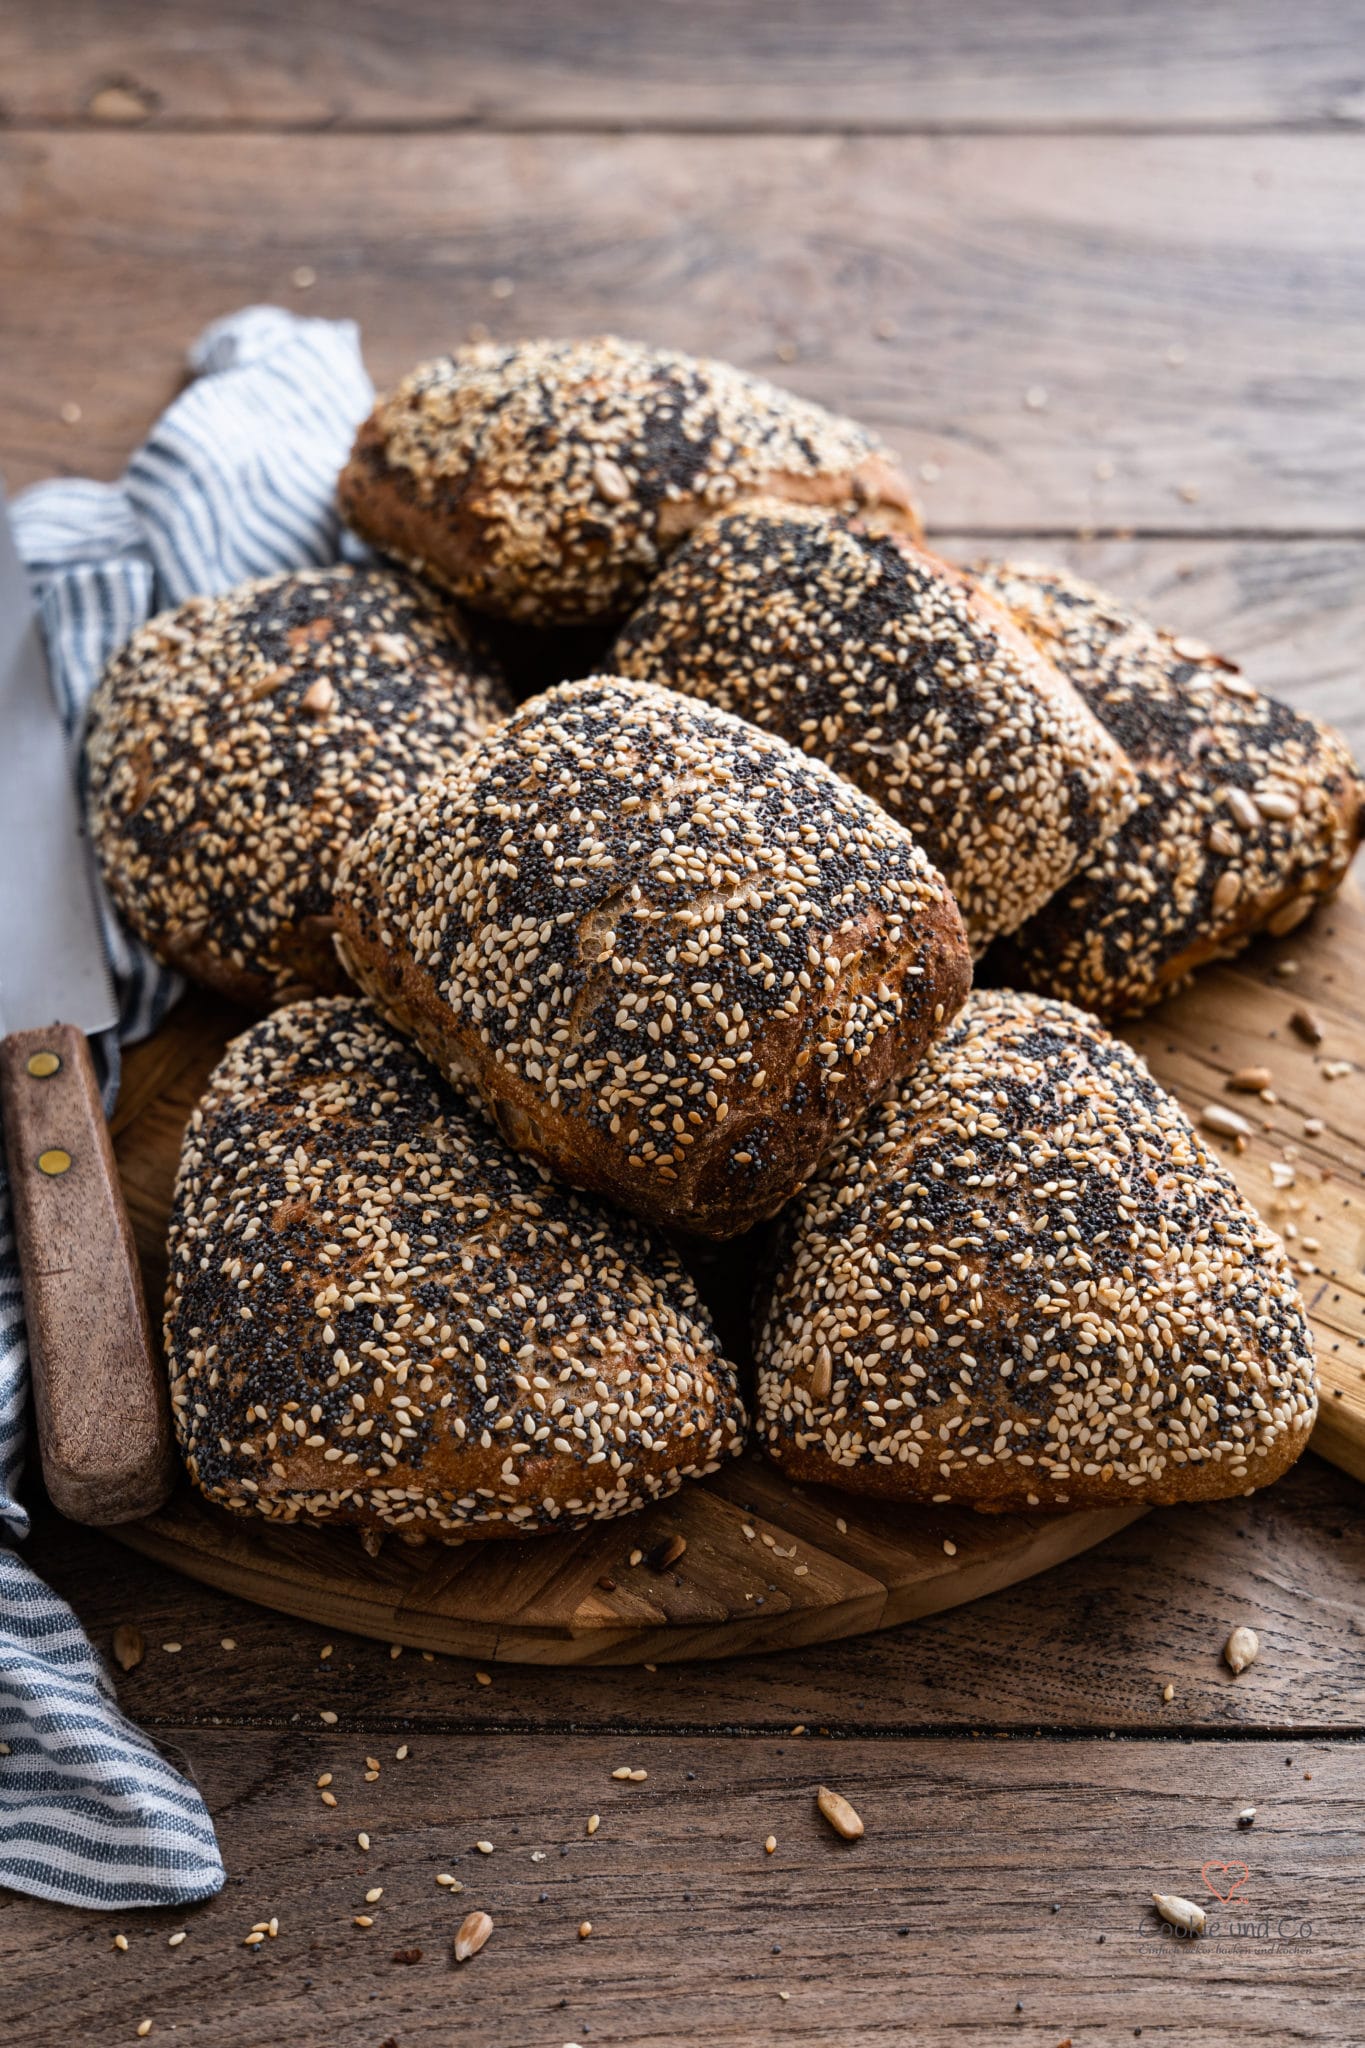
1;305;374;1907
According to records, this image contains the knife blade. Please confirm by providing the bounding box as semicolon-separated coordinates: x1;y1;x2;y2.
0;484;175;1525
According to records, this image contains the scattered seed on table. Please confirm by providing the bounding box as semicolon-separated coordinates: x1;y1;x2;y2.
395;1745;409;1760
1303;1117;1325;1138
1224;1626;1260;1675
357;1832;370;1851
817;1786;864;1840
268;1918;278;1938
161;1643;181;1655
475;1671;492;1686
436;1873;460;1888
765;1836;777;1855
1237;1808;1256;1828
136;2025;152;2040
365;1888;383;1904
291;265;317;289
319;1711;337;1726
1200;1103;1253;1139
835;1517;848;1534
112;1625;144;1673
167;1932;186;1948
531;1851;546;1863
454;1910;494;1962
364;1770;379;1782
1162;1684;1174;1703
1289;1007;1324;1046
611;1767;632;1780
389;1645;402;1661
942;1539;957;1556
791;1724;806;1735
741;1526;756;1542
320;1792;337;1808
476;1840;494;1855
365;1757;381;1772
220;1638;236;1651
319;1645;333;1661
316;1774;332;1789
1152;1893;1206;1936
1228;1065;1273;1093
578;1921;593;1939
1323;1060;1354;1079
629;1549;644;1566
586;1815;600;1836
243;1931;265;1947
353;1916;373;1928
113;1934;128;1952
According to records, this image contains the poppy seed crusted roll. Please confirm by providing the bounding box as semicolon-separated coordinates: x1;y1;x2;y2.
334;676;972;1238
976;563;1365;1014
611;503;1138;950
338;336;919;626
756;990;1316;1511
86;564;514;1007
166;997;746;1539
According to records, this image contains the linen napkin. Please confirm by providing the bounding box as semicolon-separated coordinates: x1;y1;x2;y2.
1;305;374;1907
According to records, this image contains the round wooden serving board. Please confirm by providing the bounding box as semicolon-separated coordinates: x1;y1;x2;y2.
107;878;1365;1663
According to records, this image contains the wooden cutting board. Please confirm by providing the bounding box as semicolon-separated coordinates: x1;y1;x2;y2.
105;875;1365;1663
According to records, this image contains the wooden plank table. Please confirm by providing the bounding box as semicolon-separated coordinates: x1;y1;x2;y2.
2;5;1363;2041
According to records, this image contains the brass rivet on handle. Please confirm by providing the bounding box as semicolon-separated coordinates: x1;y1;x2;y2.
37;1148;72;1176
26;1051;61;1079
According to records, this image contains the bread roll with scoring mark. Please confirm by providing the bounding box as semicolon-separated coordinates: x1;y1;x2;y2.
612;502;1138;951
757;990;1316;1511
166;997;746;1540
334;676;972;1238
975;562;1365;1014
339;336;920;626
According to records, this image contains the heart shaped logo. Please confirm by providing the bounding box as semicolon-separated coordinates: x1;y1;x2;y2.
1201;1860;1250;1902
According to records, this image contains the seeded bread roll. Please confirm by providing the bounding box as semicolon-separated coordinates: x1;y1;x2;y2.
756;990;1317;1511
334;676;972;1239
612;504;1138;951
166;997;746;1539
338;336;919;626
975;563;1365;1014
85;565;513;1008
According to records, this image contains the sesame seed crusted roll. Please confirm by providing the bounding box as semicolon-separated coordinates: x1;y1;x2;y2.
166;997;746;1539
334;676;972;1239
611;503;1139;951
976;563;1365;1015
85;565;514;1008
756;990;1317;1511
338;336;919;627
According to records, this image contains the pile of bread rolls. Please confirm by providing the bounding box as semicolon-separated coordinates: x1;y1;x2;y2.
87;335;1358;1542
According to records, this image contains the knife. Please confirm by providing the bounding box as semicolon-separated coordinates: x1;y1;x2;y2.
0;486;175;1525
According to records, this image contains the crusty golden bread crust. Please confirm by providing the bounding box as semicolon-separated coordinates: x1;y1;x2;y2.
165;997;746;1540
338;336;920;626
334;677;972;1238
975;563;1365;1015
85;564;513;1010
756;990;1317;1511
611;504;1137;951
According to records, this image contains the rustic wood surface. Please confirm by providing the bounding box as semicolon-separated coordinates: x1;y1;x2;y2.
1;3;1363;2041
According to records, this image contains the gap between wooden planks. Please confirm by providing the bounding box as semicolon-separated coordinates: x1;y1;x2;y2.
0;1729;1360;2048
3;131;1364;533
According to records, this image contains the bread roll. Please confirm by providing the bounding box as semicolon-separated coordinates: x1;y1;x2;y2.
166;997;746;1539
86;565;512;1008
338;336;919;626
612;503;1138;950
335;676;972;1238
976;563;1364;1014
757;990;1316;1510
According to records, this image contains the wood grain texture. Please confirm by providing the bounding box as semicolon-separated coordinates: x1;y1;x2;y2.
1;1727;1360;2047
98;873;1365;1660
0;1023;174;1524
4;0;1365;130
4;132;1365;533
24;1450;1365;1734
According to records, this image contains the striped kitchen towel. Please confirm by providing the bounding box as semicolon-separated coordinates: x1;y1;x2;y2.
0;305;373;1908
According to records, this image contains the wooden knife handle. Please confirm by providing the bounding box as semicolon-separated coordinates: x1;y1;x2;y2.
0;1022;175;1525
